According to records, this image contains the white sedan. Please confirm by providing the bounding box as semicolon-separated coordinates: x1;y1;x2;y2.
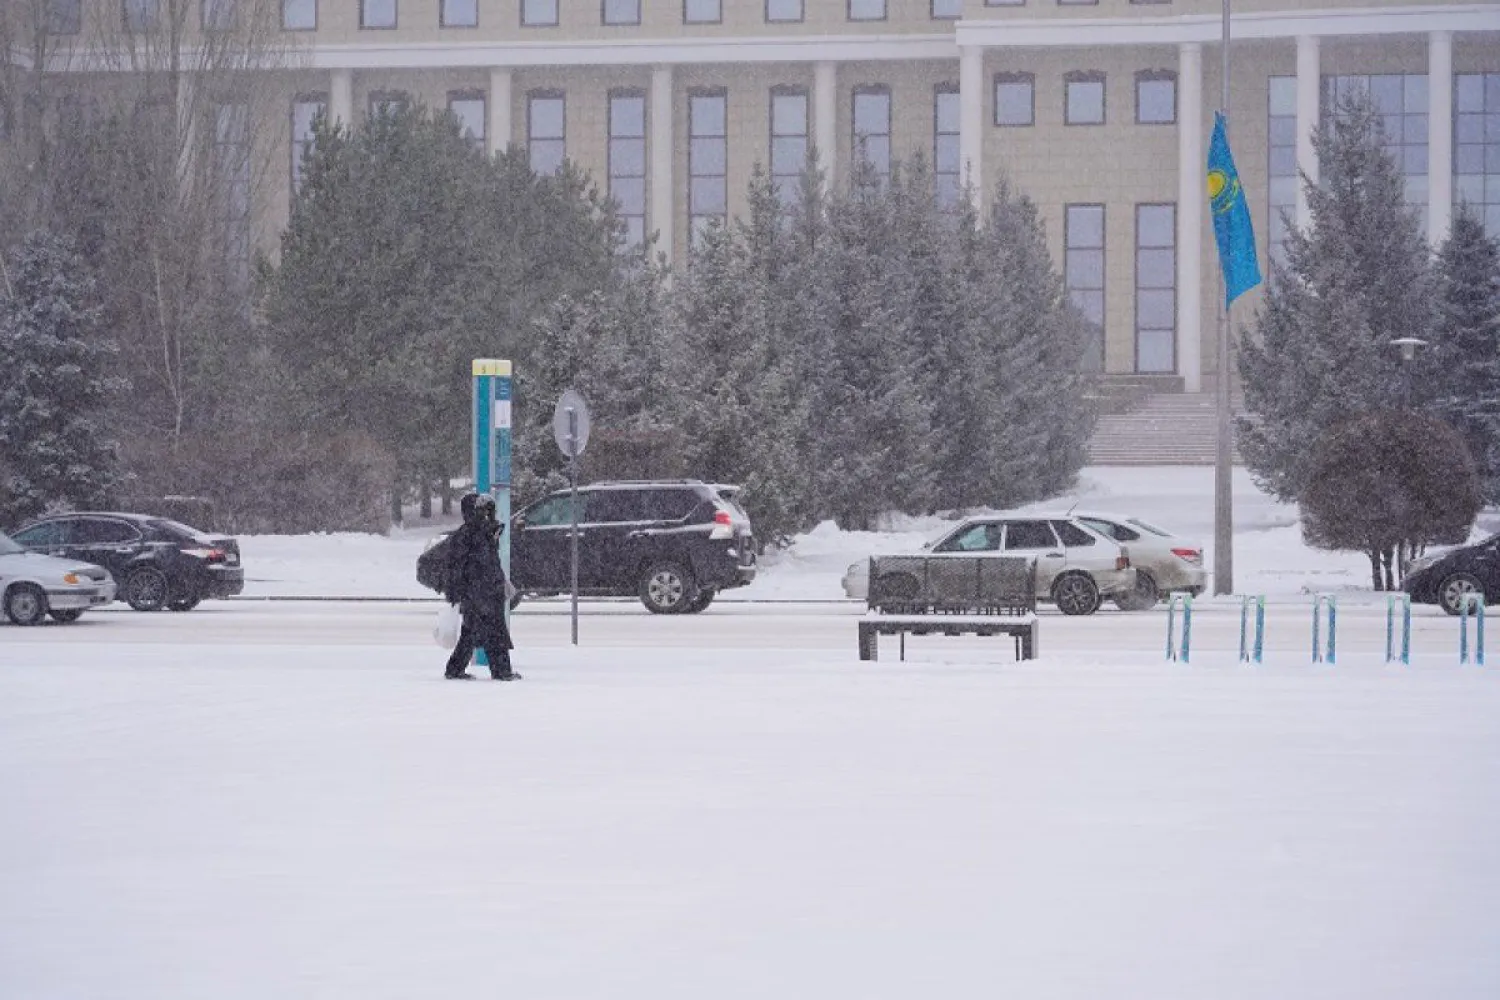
0;531;117;625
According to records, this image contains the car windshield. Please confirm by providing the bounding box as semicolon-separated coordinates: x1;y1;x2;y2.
0;532;23;555
1126;517;1175;538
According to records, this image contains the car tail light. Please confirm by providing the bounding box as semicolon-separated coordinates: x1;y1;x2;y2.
1116;553;1131;571
709;509;734;540
1172;547;1203;566
184;547;226;564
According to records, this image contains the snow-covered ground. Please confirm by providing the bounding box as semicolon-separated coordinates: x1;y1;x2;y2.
4;467;1499;999
243;466;1391;601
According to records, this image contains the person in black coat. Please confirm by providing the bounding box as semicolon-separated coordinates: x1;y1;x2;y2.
442;492;519;681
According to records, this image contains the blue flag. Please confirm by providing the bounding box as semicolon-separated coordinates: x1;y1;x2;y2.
1207;112;1262;306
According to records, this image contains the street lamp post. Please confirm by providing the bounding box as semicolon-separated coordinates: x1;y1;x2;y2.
1390;336;1428;409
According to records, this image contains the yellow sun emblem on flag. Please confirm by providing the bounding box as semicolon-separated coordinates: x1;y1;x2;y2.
1207;168;1240;216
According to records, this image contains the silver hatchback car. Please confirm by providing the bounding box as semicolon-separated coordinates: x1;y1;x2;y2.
843;515;1135;615
0;531;116;625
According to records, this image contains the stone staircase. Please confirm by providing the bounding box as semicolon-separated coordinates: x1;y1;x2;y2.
1087;391;1245;466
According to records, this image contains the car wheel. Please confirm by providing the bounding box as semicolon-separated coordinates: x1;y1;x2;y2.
1052;573;1102;616
124;568;170;612
639;562;695;614
683;589;716;614
1114;572;1159;612
4;584;49;626
167;596;201;612
48;609;85;623
1438;572;1485;616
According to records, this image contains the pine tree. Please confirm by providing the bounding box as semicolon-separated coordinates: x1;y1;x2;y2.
1429;204;1500;500
1237;89;1435;502
816;158;935;530
983;179;1091;503
0;231;128;522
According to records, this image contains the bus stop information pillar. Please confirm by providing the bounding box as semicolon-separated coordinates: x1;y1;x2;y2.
471;359;512;667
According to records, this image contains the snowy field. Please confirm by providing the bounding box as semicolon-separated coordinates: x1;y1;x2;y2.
3;467;1500;999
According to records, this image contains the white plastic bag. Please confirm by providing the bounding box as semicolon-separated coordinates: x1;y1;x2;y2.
433;604;462;649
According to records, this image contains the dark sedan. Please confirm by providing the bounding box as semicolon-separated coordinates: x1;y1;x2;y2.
1404;533;1500;615
10;512;244;612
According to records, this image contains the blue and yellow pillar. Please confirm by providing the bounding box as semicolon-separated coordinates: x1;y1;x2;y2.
471;360;512;665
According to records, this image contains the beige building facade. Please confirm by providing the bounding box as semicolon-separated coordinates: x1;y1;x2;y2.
35;0;1500;390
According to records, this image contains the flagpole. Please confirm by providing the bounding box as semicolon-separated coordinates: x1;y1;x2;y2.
1213;0;1234;596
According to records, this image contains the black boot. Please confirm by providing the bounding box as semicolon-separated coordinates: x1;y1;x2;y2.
444;672;475;680
491;669;522;681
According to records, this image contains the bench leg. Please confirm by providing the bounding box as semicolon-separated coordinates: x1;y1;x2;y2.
1019;627;1036;660
858;624;878;661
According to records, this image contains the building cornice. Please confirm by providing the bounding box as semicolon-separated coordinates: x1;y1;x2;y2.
955;4;1499;48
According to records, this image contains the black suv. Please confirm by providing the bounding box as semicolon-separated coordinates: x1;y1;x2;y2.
10;512;244;612
510;480;756;613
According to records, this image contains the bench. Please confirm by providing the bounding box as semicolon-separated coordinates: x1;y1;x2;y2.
857;554;1039;662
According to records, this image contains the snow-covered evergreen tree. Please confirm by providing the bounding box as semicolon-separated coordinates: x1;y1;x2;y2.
1429;204;1500;501
1237;90;1434;502
817;158;935;530
983;179;1091;502
0;231;127;522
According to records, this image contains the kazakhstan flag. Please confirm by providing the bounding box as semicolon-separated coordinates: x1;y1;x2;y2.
1207;112;1262;306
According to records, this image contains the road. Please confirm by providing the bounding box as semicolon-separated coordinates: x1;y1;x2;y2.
6;594;1475;665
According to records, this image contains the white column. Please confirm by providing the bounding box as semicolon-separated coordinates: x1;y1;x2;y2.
488;67;512;155
650;64;675;263
814;61;837;190
1428;30;1455;246
1177;42;1203;393
1295;35;1320;228
330;68;353;129
959;45;984;210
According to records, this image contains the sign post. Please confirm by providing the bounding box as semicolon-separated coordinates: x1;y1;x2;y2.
472;359;513;669
552;388;591;646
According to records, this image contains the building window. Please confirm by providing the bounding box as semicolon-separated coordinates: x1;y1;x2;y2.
1267;76;1297;266
202;0;235;30
1455;73;1500;237
1065;204;1105;373
1066;72;1106;125
528;92;566;175
985;0;1024;5
853;86;891;181
609;91;647;249
448;91;485;148
368;91;408;118
291;94;325;190
603;0;640;25
935;85;961;206
689;90;727;245
1058;0;1098;4
360;0;395;28
931;0;961;18
766;0;802;22
442;0;476;26
684;0;720;22
1136;70;1175;125
214;102;251;293
771;87;809;206
124;0;159;32
1324;74;1429;232
994;73;1034;127
849;0;885;19
1135;204;1176;373
282;0;315;29
48;0;82;33
522;0;558;26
